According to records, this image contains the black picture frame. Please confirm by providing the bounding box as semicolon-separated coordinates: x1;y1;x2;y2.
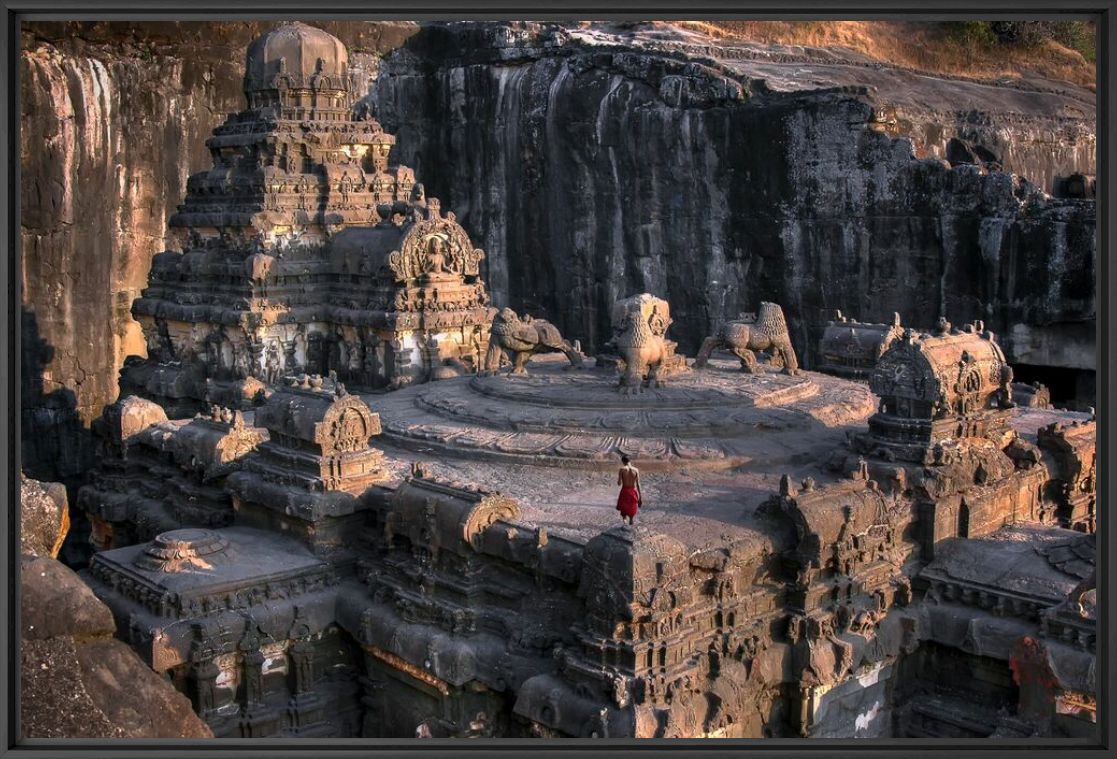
2;1;1111;757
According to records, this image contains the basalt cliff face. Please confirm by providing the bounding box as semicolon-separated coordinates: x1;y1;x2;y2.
372;23;1095;381
20;21;1096;482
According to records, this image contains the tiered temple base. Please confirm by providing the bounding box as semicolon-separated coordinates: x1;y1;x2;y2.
368;355;876;471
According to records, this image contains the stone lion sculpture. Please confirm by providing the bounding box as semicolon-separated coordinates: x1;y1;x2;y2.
694;302;800;375
482;308;584;376
609;294;678;394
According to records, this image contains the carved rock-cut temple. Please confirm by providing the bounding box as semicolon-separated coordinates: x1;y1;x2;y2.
817;311;904;381
126;21;493;412
853;322;1015;464
75;23;1097;741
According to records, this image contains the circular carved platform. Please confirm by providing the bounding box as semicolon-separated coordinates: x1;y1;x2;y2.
134;528;232;572
368;355;876;471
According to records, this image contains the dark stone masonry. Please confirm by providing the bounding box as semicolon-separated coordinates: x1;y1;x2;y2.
22;22;1096;740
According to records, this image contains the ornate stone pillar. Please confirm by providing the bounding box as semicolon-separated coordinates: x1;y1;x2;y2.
189;657;221;720
286;636;325;732
289;637;316;696
284;335;300;375
792;684;812;737
238;634;278;737
243;647;266;707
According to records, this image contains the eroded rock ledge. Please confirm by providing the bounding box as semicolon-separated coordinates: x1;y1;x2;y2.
19;476;213;739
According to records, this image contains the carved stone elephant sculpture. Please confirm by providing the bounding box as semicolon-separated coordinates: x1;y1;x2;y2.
482;308;583;376
694;301;800;375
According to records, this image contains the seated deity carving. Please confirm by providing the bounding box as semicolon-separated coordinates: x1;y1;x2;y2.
481;308;584;376
694;302;800;375
425;235;451;275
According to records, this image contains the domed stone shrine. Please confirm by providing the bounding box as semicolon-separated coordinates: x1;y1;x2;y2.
853;321;1015;464
243;22;351;109
126;22;493;411
77;23;1097;742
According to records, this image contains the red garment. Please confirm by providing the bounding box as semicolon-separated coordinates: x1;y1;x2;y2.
617;486;640;518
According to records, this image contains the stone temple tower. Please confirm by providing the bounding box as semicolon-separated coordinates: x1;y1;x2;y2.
126;22;494;410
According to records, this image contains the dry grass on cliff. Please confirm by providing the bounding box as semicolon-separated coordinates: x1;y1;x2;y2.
669;20;1096;91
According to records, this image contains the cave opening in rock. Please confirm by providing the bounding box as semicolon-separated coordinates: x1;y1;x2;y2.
1010;363;1096;411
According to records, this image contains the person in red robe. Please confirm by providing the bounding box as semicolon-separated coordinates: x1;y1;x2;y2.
616;455;642;525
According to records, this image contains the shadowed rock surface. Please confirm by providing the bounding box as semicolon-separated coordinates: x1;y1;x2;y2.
19;21;1095;482
372;23;1094;382
20;475;214;740
19;473;70;558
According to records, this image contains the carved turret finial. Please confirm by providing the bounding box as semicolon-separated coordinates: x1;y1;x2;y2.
892;312;901;327
855;457;869;481
779;474;797;497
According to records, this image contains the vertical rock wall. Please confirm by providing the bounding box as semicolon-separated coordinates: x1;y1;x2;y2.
373;25;1095;377
19;21;1096;480
21;42;240;481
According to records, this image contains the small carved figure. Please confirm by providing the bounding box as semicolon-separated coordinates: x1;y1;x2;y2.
482;308;583;376
694;302;800;375
998;364;1015;408
425;235;449;275
612;673;630;708
264;342;281;385
363;337;380;383
233;344;250;379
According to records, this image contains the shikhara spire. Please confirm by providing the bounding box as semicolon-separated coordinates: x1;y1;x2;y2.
128;23;494;401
